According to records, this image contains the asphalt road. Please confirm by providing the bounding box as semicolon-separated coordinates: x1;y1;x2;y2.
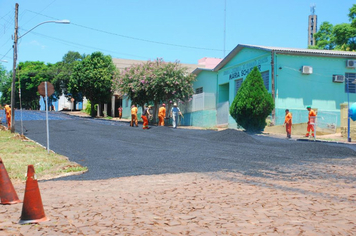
8;110;356;181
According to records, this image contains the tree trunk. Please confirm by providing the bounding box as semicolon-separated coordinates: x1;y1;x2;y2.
90;102;96;117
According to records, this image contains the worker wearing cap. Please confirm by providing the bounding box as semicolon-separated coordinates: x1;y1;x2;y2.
305;106;317;138
130;104;138;127
141;105;152;129
283;109;292;139
158;103;166;126
170;102;182;129
4;104;11;129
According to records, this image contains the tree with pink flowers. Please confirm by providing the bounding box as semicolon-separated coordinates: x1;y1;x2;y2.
113;58;196;119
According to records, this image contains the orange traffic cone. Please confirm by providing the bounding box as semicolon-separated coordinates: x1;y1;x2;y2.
19;165;49;224
0;158;21;205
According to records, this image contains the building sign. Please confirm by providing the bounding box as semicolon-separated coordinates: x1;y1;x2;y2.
224;57;269;80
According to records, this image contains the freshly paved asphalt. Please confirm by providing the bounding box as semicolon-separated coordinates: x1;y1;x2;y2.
6;110;356;181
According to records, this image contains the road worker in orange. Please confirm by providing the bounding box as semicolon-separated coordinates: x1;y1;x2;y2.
4;104;11;129
130;104;138;127
305;106;317;138
283;109;292;139
158;103;166;126
141;105;152;129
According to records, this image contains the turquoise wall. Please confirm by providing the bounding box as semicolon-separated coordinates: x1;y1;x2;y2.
194;70;217;94
274;54;356;125
181;109;217;127
218;83;229;103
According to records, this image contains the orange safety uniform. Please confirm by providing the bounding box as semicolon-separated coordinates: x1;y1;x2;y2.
130;106;138;127
4;105;11;129
118;107;122;119
158;106;166;126
306;109;317;137
141;107;151;129
284;112;292;138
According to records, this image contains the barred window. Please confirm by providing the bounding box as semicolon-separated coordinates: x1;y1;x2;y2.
345;73;356;93
261;71;269;91
195;87;203;94
235;79;243;95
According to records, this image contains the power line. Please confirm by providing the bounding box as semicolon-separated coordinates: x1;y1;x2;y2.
26;10;224;52
18;30;151;60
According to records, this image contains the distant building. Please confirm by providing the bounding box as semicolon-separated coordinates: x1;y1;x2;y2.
308;5;317;46
101;58;222;118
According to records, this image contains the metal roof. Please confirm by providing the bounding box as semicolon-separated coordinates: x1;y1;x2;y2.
214;44;356;71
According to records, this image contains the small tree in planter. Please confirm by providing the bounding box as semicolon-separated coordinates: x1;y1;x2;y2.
230;66;274;132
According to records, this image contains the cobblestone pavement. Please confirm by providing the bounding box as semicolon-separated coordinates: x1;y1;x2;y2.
2;157;356;235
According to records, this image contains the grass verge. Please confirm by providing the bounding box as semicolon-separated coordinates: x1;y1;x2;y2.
0;126;87;182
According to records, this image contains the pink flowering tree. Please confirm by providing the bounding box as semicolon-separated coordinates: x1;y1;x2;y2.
113;58;196;121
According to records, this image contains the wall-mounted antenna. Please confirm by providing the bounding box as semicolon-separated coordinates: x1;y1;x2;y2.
310;3;316;15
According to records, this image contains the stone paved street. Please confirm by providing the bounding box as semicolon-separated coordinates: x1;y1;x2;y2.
2;156;356;235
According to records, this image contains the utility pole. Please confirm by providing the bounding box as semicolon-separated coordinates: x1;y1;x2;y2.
10;3;18;133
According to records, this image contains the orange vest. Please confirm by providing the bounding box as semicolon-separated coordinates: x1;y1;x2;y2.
4;105;11;117
131;107;138;115
285;112;292;125
308;109;316;122
158;107;166;117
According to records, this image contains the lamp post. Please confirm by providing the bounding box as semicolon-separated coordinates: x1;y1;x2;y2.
346;77;356;142
10;3;70;133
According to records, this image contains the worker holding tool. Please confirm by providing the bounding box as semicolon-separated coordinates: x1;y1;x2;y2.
141;105;152;129
170;102;182;129
130;104;138;127
158;103;166;126
283;109;292;139
305;106;317;138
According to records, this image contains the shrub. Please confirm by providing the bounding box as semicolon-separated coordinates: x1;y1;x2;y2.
230;66;274;132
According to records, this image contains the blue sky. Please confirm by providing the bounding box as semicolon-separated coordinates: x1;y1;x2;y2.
0;0;355;72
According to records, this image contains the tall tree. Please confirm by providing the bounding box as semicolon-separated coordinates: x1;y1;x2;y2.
51;51;84;99
230;67;274;132
0;65;11;105
311;22;335;50
69;52;116;117
311;4;356;51
16;61;50;110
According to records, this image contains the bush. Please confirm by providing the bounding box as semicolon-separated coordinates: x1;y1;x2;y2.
230;66;274;132
84;100;97;115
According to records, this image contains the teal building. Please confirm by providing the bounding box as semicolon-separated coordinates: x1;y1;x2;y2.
191;44;356;129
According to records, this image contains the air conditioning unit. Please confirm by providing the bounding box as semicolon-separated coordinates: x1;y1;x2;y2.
346;60;356;68
332;75;344;83
302;66;313;74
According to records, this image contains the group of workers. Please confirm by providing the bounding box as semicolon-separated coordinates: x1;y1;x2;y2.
3;103;11;129
128;102;182;129
283;105;317;139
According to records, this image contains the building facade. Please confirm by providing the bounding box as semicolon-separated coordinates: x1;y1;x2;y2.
191;44;356;129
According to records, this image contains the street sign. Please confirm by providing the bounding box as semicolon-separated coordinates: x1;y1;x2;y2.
38;82;54;97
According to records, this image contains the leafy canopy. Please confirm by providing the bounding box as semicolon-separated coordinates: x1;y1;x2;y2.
113;58;196;109
310;4;356;51
69;51;116;117
229;66;274;132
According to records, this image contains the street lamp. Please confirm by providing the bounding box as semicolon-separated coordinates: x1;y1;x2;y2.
10;3;70;132
346;77;356;142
